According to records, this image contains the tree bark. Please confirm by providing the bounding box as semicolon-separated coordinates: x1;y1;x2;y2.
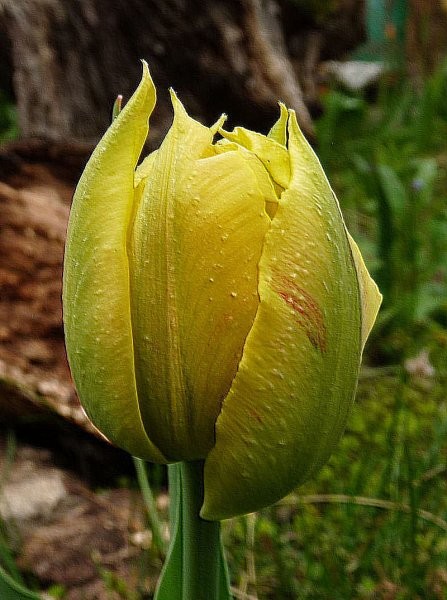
0;0;365;144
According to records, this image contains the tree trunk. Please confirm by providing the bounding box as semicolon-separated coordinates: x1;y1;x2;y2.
0;0;366;144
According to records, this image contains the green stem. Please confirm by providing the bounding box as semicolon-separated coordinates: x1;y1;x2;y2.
180;461;221;600
154;461;231;600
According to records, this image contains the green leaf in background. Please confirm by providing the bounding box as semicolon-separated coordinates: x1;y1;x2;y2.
376;164;407;230
412;158;437;210
0;566;40;600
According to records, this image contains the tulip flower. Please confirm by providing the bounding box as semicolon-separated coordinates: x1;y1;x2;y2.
63;61;381;599
63;60;380;517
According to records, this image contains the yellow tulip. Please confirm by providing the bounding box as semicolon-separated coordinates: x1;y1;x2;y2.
63;62;381;520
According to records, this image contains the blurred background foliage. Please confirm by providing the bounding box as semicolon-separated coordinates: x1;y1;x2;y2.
317;59;447;362
1;0;447;598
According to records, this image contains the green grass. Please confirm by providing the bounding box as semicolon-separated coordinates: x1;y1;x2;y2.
316;60;447;362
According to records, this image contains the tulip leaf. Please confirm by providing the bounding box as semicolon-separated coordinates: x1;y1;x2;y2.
376;164;407;230
0;566;41;600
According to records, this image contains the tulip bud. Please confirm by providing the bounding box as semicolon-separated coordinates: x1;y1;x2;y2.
63;62;381;520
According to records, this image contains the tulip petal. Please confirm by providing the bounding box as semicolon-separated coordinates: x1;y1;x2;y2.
346;231;382;351
135;150;158;187
202;112;363;520
219;126;290;189
63;62;166;462
129;94;274;461
268;103;288;146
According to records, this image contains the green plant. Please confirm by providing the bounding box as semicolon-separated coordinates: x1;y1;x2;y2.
316;60;447;356
63;61;380;598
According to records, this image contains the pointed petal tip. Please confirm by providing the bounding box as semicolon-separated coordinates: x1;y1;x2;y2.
168;87;177;105
169;87;190;121
287;108;303;136
211;113;227;135
139;59;154;92
361;276;382;348
268;102;290;145
287;108;312;144
278;101;288;114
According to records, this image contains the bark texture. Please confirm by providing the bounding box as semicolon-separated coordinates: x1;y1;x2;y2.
0;0;365;143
